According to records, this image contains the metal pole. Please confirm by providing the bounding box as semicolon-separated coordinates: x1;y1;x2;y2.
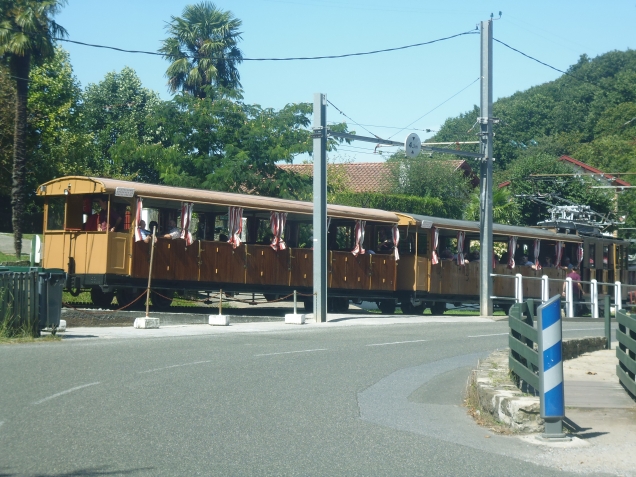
615;281;622;312
565;277;574;318
604;295;611;350
219;289;223;315
313;93;328;323
541;275;549;303
145;226;157;318
293;290;298;315
591;279;599;319
515;273;523;304
479;19;494;317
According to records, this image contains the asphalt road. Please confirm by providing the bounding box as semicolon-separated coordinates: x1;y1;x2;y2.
0;320;611;476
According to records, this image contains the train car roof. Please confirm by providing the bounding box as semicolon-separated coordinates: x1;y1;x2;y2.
37;176;399;224
402;213;584;242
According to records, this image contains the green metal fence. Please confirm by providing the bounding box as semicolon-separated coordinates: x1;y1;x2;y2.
616;309;636;397
509;300;540;393
0;270;40;337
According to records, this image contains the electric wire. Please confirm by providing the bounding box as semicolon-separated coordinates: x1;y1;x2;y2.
51;29;478;61
387;76;480;139
326;99;380;138
493;37;601;89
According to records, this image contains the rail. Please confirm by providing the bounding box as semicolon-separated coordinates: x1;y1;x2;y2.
615;309;636;397
492;272;628;319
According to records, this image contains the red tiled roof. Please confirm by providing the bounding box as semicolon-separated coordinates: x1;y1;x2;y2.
279;160;472;193
559;155;631;187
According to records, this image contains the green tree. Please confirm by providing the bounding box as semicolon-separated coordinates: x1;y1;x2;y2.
160;2;243;97
0;0;67;256
463;186;520;225
501;152;613;226
385;154;473;219
79;67;162;181
156;91;314;198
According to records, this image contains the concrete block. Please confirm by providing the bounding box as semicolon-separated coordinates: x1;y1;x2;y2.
285;313;306;325
209;314;229;326
58;320;66;332
134;317;160;329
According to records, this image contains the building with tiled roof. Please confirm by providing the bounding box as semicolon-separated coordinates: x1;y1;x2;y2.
497;155;632;189
559;155;631;187
279;160;477;193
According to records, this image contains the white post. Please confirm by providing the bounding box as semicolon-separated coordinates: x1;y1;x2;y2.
541;275;549;303
565;277;574;318
591;279;599;319
515;273;523;304
615;281;622;312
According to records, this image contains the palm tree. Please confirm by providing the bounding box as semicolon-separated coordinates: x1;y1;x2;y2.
0;0;67;259
463;186;520;225
160;2;243;97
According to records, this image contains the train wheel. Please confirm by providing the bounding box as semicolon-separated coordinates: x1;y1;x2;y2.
430;301;446;315
152;289;174;309
116;289;144;310
90;287;114;308
378;300;397;314
400;301;425;315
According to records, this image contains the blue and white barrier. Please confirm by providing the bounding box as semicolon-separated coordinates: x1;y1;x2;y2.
537;295;567;439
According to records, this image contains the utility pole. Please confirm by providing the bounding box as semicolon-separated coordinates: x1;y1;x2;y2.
312;93;328;323
479;18;494;316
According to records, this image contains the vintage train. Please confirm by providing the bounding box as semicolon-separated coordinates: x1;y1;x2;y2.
37;176;633;313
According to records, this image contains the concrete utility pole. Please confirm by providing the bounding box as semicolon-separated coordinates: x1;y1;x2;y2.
479;19;494;316
312;93;328;323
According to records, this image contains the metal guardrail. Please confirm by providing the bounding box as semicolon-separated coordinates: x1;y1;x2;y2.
508;300;540;393
616;309;636;397
0;270;40;336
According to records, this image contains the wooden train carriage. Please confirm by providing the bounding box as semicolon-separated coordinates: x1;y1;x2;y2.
37;176;402;309
390;214;609;312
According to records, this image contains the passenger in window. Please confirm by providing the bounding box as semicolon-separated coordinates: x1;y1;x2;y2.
440;248;454;260
138;220;155;243
97;196;122;232
543;256;554;268
520;255;534;267
561;256;573;270
377;229;394;253
148;221;159;235
162;219;180;239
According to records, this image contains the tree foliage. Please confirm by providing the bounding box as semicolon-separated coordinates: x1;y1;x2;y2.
160;1;243;96
331;192;445;217
0;0;67;255
384;154;472;219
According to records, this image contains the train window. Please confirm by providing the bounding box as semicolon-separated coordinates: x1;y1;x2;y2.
65;195;84;231
397;231;415;255
417;233;427;256
335;225;353;251
588;244;596;268
46;198;65;230
603;245;609;268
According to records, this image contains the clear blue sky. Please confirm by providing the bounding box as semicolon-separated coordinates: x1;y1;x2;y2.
57;0;636;163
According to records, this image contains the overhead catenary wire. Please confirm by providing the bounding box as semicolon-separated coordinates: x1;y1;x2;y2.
387;77;480;139
49;29;478;62
493;37;601;89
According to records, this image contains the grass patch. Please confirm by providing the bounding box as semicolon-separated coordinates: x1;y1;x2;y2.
0;334;61;345
464;369;517;435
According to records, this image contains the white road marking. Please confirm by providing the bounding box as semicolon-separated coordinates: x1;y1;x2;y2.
255;348;327;357
366;339;428;347
139;360;214;374
32;382;100;405
564;327;604;332
467;333;509;338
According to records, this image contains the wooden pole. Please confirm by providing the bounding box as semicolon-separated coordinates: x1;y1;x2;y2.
145;227;157;318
